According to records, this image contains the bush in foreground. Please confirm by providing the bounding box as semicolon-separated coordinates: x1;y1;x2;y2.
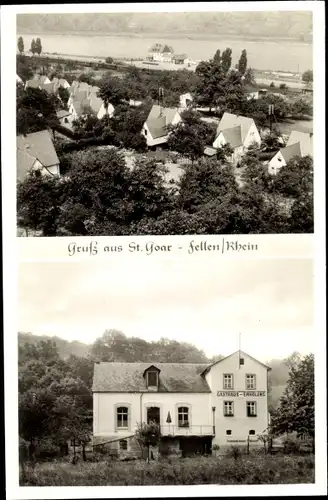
20;454;314;486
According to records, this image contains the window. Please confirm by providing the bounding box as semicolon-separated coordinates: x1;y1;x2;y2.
223;401;234;416
249;430;255;435
117;406;128;428
64;118;68;123
226;430;232;435
239;358;244;366
178;406;189;427
119;439;128;450
147;371;158;387
246;374;256;390
223;374;233;389
246;402;257;417
144;129;148;136
278;157;282;162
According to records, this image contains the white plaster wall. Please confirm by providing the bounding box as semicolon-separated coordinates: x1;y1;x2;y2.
268;151;286;175
213;131;226;149
205;351;269;446
94;392;212;438
244;122;261;148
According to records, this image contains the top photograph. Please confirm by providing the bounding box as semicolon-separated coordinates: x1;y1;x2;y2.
16;10;313;236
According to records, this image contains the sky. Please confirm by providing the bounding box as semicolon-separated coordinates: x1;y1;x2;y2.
18;258;314;361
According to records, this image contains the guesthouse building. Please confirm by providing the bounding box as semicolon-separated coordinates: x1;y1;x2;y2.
92;350;271;458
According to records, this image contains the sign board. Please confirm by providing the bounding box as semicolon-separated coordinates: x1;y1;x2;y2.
217;391;266;397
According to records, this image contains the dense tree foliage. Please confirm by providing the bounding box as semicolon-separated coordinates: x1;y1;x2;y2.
18;329;299;459
18;36;24;54
16;86;61;136
302;70;313;85
270;354;314;446
238;49;247;75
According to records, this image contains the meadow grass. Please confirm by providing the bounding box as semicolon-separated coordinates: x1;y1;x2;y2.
20;454;315;486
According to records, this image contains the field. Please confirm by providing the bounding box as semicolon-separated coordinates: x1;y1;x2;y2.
20;454;315;486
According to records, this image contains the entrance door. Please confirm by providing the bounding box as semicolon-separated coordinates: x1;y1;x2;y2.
147;407;160;425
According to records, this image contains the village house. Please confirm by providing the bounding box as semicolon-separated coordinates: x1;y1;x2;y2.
268;130;313;175
148;43;174;62
68;81;114;121
17;129;60;182
56;109;72;127
212;112;261;165
244;85;260;100
179;92;193;110
142;104;182;147
92;350;271;458
25;74;51;90
172;54;188;65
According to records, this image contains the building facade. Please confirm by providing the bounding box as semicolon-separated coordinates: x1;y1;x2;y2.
92;350;270;457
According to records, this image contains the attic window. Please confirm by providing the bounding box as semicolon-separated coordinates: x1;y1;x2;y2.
147;371;158;387
239;358;244;366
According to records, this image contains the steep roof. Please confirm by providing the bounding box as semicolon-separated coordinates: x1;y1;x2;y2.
149;43;174;54
56;109;71;119
146;105;179;139
173;53;187;60
17;149;38;183
287;130;313;157
201;350;271;376
93;362;210;393
17;130;59;169
280;142;302;163
216;112;255;143
221;125;243;148
88;93;103;114
39;82;55;94
25;79;40;89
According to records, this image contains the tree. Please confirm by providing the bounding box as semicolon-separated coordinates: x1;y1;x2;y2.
18;36;24;54
167;110;215;162
213;49;221;65
105;57;113;64
58;87;70;108
275;156;313;198
302;70;313;85
238;49;247;75
17;173;60;234
35;38;42;55
178;157;238;212
30;39;36;55
290;98;312;117
135;422;161;462
16;55;34;83
98;74;130;109
221;47;232;74
270;354;314;447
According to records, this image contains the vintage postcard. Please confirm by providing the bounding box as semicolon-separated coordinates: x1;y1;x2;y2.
1;1;326;498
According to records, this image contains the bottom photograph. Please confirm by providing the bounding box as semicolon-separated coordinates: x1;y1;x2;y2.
17;257;314;486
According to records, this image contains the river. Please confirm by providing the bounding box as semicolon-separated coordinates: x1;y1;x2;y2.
17;33;312;73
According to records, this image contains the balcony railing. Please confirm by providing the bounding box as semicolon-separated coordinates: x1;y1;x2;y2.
159;425;214;437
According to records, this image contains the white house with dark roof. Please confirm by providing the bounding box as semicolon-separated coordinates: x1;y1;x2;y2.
268;130;313;175
148;43;174;62
17;130;60;182
92;350;270;457
213;112;261;165
142;105;182;147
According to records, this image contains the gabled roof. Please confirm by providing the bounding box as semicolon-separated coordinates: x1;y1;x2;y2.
173;53;187;60
17;149;38;183
17;130;59;169
88;93;103;114
149;43;174;54
143;364;161;376
221;125;243;148
287;130;313;157
280;142;302;163
201;350;271;376
93;362;210;393
56;109;71;119
25;79;41;89
39;82;55;94
216;112;255;143
146;105;179;139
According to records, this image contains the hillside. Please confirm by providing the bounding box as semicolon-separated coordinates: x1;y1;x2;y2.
18;332;290;407
18;332;90;359
17;12;312;40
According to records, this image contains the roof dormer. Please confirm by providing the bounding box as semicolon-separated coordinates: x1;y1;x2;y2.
143;365;161;391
